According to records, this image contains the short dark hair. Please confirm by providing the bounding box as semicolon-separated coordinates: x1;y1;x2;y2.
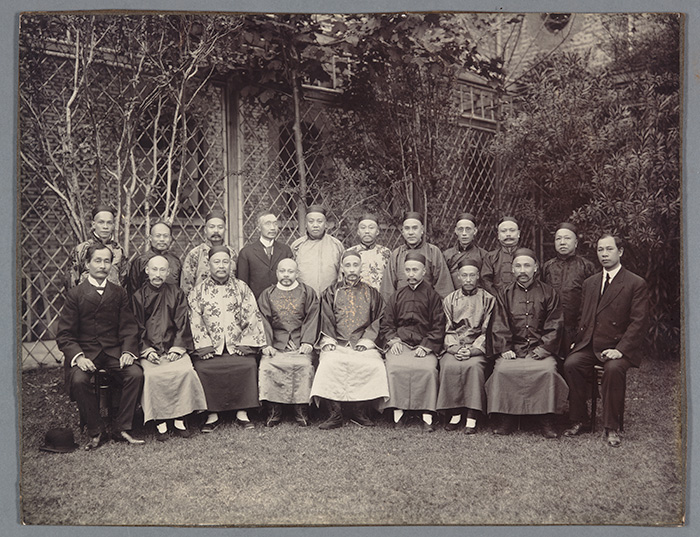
598;233;624;250
85;243;113;264
257;210;276;224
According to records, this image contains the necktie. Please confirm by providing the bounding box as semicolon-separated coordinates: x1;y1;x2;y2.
264;245;272;259
601;273;611;296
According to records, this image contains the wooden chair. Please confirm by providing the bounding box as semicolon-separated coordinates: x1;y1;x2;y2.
590;364;625;432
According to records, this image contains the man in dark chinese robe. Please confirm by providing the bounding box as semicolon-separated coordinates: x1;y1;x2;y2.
310;250;388;429
541;222;596;356
380;211;454;303
437;258;496;434
381;251;446;432
237;210;293;299
486;248;567;438
188;245;267;432
482;216;521;295
127;220;182;296
442;212;489;290
132;255;206;440
258;258;320;427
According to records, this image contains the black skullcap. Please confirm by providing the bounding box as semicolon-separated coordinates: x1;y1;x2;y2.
405;251;427;265
557;222;577;236
150;219;171;231
306;205;327;216
456;213;477;225
403;211;423;224
92;204;115;219
457;257;482;271
208;245;231;259
205;209;226;223
499;215;518;226
341;250;362;262
513;247;537;262
359;213;379;225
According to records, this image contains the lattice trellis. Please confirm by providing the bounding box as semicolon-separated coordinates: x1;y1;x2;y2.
19;47;227;369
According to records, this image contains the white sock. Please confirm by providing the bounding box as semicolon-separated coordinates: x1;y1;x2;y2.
173;419;186;430
449;414;461;424
205;412;219;425
156;422;168;434
466;418;477;428
393;409;404;423
422;413;433;425
236;410;249;422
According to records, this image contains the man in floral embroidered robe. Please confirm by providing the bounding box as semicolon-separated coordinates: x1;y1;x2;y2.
310;250;389;429
188;245;266;432
257;258;320;427
437;258;495;434
132;255;206;440
181;209;233;297
347;213;391;291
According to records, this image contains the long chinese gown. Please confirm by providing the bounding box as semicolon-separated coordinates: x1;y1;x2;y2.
291;232;344;296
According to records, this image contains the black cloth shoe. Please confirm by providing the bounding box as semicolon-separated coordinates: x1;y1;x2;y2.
444;419;461;432
421;421;436;433
156;429;170;442
319;399;343;430
173;426;193;438
112;431;145;444
493;414;517;435
463;424;477;435
540;414;559;438
350;402;375;427
266;403;283;427
235;418;255;430
606;429;622;447
294;404;309;427
200;420;220;433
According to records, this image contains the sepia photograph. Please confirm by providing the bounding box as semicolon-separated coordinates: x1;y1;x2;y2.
14;5;686;531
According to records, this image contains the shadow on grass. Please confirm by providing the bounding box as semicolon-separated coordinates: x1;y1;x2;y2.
19;358;684;526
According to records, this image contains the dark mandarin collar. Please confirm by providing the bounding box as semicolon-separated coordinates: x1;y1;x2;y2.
360;242;376;251
408;280;425;291
91;232;115;246
150;247;169;256
461;286;478;296
146;281;165;292
340;277;362;289
516;279;535;291
405;238;425;250
556;252;576;261
457;242;475;253
501;245;517;255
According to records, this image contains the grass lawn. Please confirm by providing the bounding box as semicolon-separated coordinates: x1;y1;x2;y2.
19;358;685;527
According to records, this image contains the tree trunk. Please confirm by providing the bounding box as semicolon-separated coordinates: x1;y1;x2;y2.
291;69;307;231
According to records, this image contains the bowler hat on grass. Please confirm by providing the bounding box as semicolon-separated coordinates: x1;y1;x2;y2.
39;428;79;453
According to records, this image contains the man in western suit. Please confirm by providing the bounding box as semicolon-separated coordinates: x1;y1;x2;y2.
236;210;293;299
57;243;145;450
563;234;649;447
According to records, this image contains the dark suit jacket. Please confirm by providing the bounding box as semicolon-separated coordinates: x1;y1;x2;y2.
236;239;293;299
57;280;140;386
570;266;649;367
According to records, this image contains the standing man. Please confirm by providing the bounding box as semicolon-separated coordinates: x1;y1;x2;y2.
188;245;267;432
236;210;293;299
131;255;207;441
180;210;230;297
65;204;127;289
380;211;454;303
482;216;521;296
257;258;320;427
541;222;597;356
57;244;144;449
310;251;389;429
127;220;182;296
437;259;496;434
442;213;488;289
486;248;567;438
381;252;446;432
563;234;649;447
347;213;392;290
291;205;345;296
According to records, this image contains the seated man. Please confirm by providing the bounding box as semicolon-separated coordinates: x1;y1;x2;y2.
381;252;446;432
486;248;567;438
57;244;144;449
131;255;207;440
310;250;389;429
257;258;320;427
188;245;267;432
437;259;496;434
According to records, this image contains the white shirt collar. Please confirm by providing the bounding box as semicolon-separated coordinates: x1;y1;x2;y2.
87;275;107;288
276;281;299;291
603;264;622;282
260;237;274;248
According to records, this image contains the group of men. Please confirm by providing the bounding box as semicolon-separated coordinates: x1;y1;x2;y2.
56;202;648;451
